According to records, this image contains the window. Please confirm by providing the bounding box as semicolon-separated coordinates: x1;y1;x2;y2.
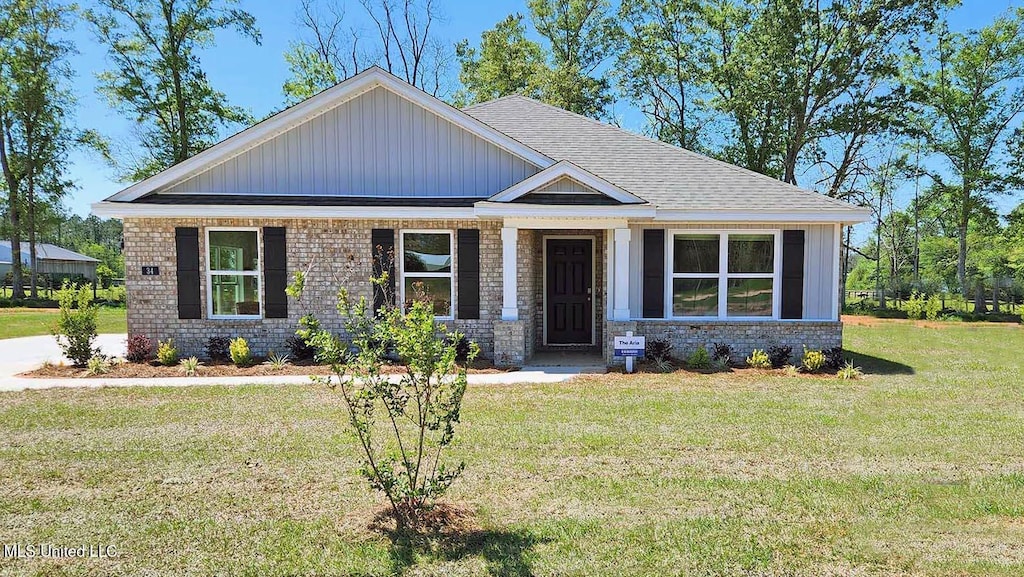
207;229;261;318
400;231;453;318
669;231;778;319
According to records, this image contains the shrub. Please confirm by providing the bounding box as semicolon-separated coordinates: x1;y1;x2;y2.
925;294;943;321
647;338;673;363
125;334;153;363
157;339;179;366
444;333;477;364
180;356;200;377
86;355;110;375
767;345;792;369
800;346;826;373
905;291;926;320
746;349;772;369
711;343;733;365
266;350;290;369
51;281;98;367
837;361;863;380
205;336;232;362
783;364;800;377
287;261;475;530
823;347;846;371
285;335;316;361
686;345;711;370
229;337;253;367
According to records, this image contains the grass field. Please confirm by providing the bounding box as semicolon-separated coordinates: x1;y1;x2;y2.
0;307;127;340
1;319;1022;575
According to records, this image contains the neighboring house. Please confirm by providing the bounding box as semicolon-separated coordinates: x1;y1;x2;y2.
92;67;870;366
0;241;99;283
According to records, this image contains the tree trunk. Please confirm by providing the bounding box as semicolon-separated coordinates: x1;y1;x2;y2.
27;155;37;299
957;222;968;299
973;280;987;314
992;284;1000;313
0;122;24;299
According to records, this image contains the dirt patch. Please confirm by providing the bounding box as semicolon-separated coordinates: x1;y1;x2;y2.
22;359;509;379
843;314;1021;330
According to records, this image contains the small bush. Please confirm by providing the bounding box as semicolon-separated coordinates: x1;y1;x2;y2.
230;337;253;367
686;345;711;370
711;343;733;365
266;350;290;369
157;340;179;366
925;294;942;321
800;346;826;373
205;336;232;362
746;349;772;369
767;345;792;369
51;281;98;367
86;355;110;375
125;334;153;363
905;291;926;320
285;335;316;361
444;334;478;364
180;356;200;377
647;338;674;363
823;346;846;371
837;361;863;380
783;364;800;377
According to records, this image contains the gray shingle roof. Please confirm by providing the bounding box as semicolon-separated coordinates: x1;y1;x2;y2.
464;95;864;215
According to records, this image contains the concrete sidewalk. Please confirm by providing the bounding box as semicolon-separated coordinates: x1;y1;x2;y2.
0;334;605;392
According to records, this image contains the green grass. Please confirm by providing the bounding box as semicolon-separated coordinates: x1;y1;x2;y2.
0;307;127;339
1;319;1023;575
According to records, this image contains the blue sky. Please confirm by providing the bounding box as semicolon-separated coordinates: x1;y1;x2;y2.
64;0;1022;220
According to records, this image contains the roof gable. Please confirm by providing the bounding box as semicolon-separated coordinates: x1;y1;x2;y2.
106;68;552;202
488;160;646;205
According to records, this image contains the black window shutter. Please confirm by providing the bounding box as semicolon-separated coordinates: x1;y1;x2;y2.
371;228;395;313
642;229;665;318
457;229;480;319
781;230;805;319
174;227;201;320
263;227;287;318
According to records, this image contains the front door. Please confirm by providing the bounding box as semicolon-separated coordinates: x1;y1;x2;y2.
546;238;593;345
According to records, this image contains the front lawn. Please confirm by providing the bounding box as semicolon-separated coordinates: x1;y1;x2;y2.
0;307;127;339
0;319;1022;575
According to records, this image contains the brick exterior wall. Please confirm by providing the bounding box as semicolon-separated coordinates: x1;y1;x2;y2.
124;217;840;367
123;217;502;358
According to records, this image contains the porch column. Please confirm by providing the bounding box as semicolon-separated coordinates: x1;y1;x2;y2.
613;228;631;321
501;226;518;320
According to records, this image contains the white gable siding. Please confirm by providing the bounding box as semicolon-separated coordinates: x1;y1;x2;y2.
627;223;838;321
163;86;541;197
534;176;600;194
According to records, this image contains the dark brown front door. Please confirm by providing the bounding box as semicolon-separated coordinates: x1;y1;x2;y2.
546;238;593;345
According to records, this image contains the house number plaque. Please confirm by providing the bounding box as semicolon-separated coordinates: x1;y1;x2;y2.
141;266;160;276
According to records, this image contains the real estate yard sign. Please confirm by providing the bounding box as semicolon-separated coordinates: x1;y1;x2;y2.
614;333;645;373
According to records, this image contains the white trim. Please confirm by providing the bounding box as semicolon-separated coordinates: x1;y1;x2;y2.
206;227;262;320
474;202;655;219
499;217;632;230
542;235;597;347
500;227;518;321
488;160;647;205
833;222;842;321
102;67;553;203
654;209;871;224
92;201;477;219
664;229;782;321
399;229;455;320
612;228;631;321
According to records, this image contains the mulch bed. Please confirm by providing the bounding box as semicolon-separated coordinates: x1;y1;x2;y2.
607;362;842;378
22;359;509;379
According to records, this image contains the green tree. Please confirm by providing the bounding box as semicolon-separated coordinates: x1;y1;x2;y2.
86;0;261;181
904;8;1024;297
528;0;617;119
453;14;546;107
0;0;77;299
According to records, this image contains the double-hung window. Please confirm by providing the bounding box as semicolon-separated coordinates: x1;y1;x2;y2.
400;231;454;318
207;228;261;319
669;231;779;319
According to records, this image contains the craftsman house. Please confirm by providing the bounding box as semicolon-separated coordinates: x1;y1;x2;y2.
92;67;870;366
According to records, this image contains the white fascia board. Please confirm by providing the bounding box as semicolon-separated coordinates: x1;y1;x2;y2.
103;67;553;203
91;201;476;219
652;208;872;224
488;160;647;204
474;201;656;219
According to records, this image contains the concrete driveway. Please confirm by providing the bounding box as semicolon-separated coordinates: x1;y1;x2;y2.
0;333;127;380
